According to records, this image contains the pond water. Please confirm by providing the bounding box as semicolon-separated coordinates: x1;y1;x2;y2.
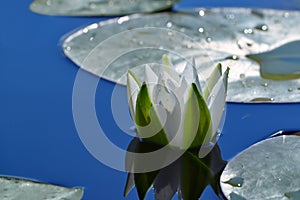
1;0;300;199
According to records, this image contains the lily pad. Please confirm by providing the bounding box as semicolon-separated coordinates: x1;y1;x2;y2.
62;8;300;103
0;176;84;200
220;135;300;200
29;0;179;16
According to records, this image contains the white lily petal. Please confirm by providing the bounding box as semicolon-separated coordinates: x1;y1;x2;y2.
152;72;181;142
207;69;229;139
175;77;189;104
203;64;222;100
162;54;173;69
127;71;141;118
144;64;158;100
181;57;202;93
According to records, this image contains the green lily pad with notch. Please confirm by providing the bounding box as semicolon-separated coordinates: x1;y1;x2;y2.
62;8;300;103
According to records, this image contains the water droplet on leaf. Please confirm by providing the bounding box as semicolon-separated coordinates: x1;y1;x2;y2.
255;24;268;31
199;10;205;16
206;37;212;43
244;28;254;34
166;21;173;28
82;28;89;34
198;27;204;33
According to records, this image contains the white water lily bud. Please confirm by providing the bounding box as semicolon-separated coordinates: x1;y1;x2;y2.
127;55;229;150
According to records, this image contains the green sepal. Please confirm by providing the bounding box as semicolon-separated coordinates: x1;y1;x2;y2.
135;83;169;145
183;83;212;149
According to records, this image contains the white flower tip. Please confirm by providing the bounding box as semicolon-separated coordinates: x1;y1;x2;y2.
127;70;141;87
162;54;172;69
144;64;158;84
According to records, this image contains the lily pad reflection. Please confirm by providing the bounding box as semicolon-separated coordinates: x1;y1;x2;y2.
220;135;300;200
62;8;300;103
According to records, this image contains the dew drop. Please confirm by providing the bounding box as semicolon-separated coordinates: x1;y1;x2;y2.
89;23;99;29
255;24;268;31
226;14;235;20
198;27;204;33
282;135;286;144
117;16;130;24
288;88;293;92
199;10;205;16
284;12;290;18
166;21;173;28
225;55;239;60
224;177;244;187
89;37;94;41
138;41;144;46
243;28;254;34
261;82;268;87
82;28;89;34
206;37;212;43
65;46;71;51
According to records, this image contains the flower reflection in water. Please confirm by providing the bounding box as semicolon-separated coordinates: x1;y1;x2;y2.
124;139;227;200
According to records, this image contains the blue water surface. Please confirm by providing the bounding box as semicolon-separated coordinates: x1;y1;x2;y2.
1;0;300;199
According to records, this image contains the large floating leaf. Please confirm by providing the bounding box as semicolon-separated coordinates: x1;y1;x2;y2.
0;176;83;200
30;0;179;16
62;8;300;103
220;135;300;200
